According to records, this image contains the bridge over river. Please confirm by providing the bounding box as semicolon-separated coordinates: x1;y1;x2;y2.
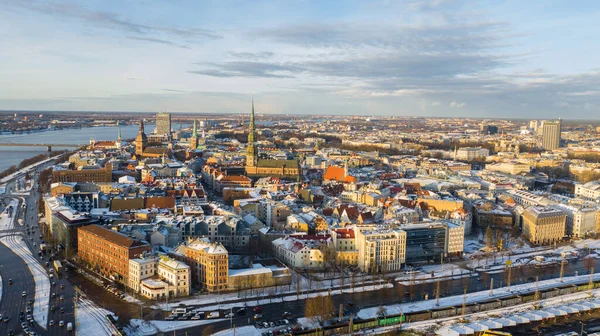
0;143;82;151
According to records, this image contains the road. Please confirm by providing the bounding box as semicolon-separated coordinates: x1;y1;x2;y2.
0;164;76;336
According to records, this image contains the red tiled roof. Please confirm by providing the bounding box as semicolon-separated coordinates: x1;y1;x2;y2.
333;228;355;239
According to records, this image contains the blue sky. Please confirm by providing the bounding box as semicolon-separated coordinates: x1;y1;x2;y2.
1;0;599;118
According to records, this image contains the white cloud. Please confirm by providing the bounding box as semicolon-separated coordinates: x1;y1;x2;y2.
450;101;466;108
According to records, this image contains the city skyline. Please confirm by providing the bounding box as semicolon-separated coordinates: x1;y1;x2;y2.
2;0;600;117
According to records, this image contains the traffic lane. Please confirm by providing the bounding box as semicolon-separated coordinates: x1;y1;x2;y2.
0;244;36;335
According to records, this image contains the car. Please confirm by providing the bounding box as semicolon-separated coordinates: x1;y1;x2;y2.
60;284;65;289
21;322;27;329
7;330;14;336
262;322;269;328
60;307;64;313
28;300;33;305
59;320;64;327
165;316;175;321
283;319;289;325
52;293;56;298
51;305;55;311
45;262;49;266
49;320;54;326
8;279;12;285
26;307;31;314
254;314;263;320
254;306;263;313
52;281;56;286
49;274;54;279
237;308;247;315
3;316;9;322
49;268;53;273
23;328;30;334
60;295;64;301
22;291;27;297
224;312;234;318
269;322;275;328
282;312;291;318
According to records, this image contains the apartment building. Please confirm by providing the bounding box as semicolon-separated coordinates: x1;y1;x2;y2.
183;238;229;292
78;225;151;284
128;256;157;293
271;236;327;270
331;228;358;266
575;181;600;201
522;206;566;245
552;204;599;238
355;227;406;273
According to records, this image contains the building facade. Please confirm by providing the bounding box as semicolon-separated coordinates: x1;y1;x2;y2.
522;206;566;245
78;225;151;284
542;120;561;150
156;112;172;136
183;238;229;292
355;227;406;273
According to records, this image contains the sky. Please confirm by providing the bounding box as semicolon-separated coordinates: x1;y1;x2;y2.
0;0;599;118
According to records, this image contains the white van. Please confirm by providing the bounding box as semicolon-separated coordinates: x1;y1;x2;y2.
67;322;73;331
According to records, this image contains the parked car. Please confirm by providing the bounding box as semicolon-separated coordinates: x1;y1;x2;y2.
254;314;263;320
59;320;64;327
237;308;247;315
49;320;54;326
22;291;26;297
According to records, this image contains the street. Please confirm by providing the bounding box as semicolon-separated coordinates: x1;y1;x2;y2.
0;164;77;336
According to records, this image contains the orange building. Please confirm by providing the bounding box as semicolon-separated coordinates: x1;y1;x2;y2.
78;225;151;284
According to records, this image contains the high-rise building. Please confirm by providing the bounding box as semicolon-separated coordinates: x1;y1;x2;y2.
156;112;172;136
541;119;561;150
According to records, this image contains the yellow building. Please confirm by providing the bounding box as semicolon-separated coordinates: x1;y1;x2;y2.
522;206;566;245
183;238;229;292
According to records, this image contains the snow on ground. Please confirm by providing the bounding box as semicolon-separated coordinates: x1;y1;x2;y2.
212;325;261;336
151;319;225;332
0;210;50;329
75;296;115;336
156;283;394;312
357;272;600;320
0;199;18;230
395;264;474;283
297;317;321;330
406;287;600;335
125;319;158;336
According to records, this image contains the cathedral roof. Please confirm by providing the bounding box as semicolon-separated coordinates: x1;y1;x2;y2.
255;159;299;169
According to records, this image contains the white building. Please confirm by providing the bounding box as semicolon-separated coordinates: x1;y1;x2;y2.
456;147;490;161
128;256;158;294
129;255;191;299
354;227;406;273
552;204;599;238
271;236;327;270
156;256;191;297
575;181;600;200
446;222;465;256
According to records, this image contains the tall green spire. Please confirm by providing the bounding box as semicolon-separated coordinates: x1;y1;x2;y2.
192;119;197;137
117;125;121;141
248;97;256;144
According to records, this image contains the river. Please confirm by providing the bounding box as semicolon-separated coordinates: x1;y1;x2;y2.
0;125;140;172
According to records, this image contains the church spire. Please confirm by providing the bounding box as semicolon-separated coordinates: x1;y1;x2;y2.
117;125;122;141
192;119;197;137
139;119;145;133
248;97;256;144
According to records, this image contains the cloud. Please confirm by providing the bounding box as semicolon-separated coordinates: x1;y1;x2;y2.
189;61;302;78
127;36;189;49
228;51;274;61
450;101;466;108
9;0;220;44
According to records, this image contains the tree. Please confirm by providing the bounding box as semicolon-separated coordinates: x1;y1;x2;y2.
304;294;334;322
377;305;388;318
485;226;493;251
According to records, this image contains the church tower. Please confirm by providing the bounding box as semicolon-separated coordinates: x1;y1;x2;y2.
190;119;199;149
246;98;258;167
135;119;148;156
